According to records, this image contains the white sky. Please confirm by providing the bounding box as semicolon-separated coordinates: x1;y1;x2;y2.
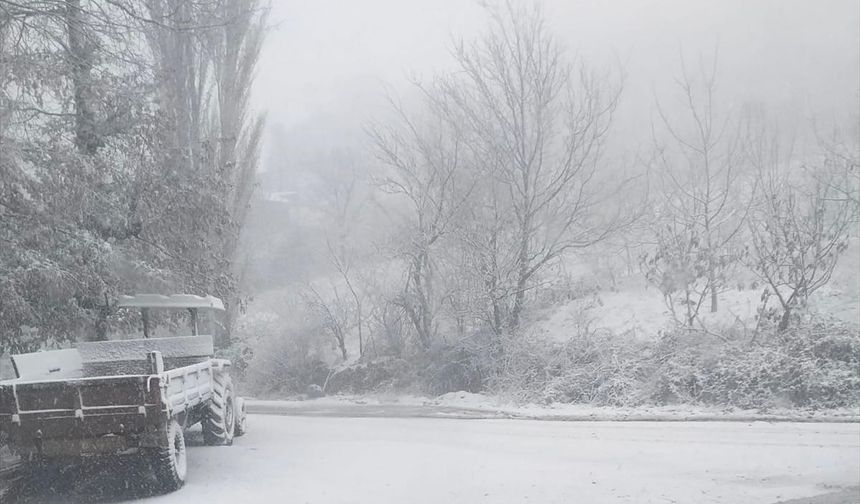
253;0;860;172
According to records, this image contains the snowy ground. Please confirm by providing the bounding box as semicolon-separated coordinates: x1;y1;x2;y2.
14;412;860;504
527;278;860;343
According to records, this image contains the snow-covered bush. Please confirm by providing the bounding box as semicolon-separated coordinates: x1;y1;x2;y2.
543;336;652;407
651;319;860;408
415;332;494;396
481;316;859;409
486;329;653;406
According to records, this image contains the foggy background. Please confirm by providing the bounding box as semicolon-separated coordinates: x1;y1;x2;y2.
244;0;860;293
218;0;860;407
255;0;858;154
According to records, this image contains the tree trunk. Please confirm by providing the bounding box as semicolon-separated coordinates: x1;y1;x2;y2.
65;0;100;155
491;297;502;335
357;301;363;357
337;336;348;361
408;251;433;349
94;306;109;341
778;307;791;332
93;293;110;341
709;267;718;313
484;231;504;335
685;288;694;326
710;282;718;313
509;219;532;330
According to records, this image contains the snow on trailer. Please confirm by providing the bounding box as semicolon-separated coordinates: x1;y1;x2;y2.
0;294;248;496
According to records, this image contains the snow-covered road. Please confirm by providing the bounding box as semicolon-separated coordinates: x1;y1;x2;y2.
17;414;860;504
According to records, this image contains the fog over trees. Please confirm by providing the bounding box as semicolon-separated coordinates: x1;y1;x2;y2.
1;0;858;409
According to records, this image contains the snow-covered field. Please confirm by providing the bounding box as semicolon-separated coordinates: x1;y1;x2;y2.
527;274;860;343
18;413;860;504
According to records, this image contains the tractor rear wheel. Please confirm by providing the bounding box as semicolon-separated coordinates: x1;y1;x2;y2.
202;373;235;445
149;419;187;493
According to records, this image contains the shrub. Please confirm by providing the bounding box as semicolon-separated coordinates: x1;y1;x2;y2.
237;305;859;410
486;328;653;406
415;331;494;396
545;334;653;406
650;319;860;409
485;317;859;410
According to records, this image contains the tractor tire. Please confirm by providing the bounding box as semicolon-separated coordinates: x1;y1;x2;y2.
202;372;235;446
234;397;248;437
149;419;187;493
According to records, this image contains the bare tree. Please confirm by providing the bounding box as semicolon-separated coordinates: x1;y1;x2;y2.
318;151;369;356
813;120;860;211
641;217;711;327
437;1;624;332
746;138;856;332
369;96;474;349
368;1;629;345
646;52;750;323
303;285;351;361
